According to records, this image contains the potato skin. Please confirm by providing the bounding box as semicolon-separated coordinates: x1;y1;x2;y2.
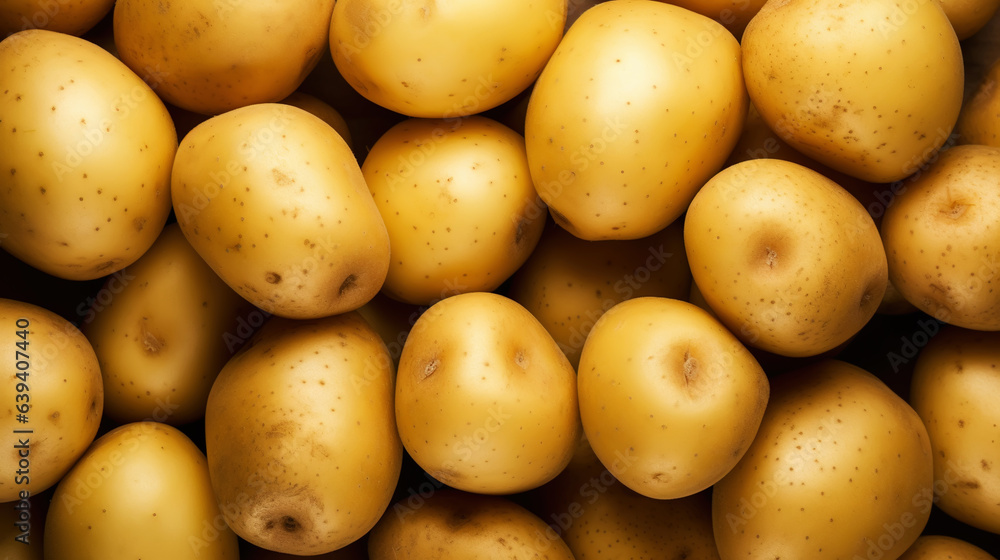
881;144;1000;330
0;0;114;37
0;298;103;502
898;535;998;560
578;297;769;499
958;58;1000;147
44;422;238;560
712;360;933;560
205;312;401;555
909;326;1000;535
171;103;390;319
0;29;175;280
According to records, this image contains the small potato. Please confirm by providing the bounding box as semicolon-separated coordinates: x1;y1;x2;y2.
578;297;769;499
0;0;114;36
396;292;580;495
881;144;1000;330
0;299;103;502
958;58;1000;147
899;535;998;560
909;326;1000;535
362;116;545;306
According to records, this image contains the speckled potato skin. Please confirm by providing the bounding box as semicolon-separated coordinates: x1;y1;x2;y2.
525;0;747;241
362;117;546;306
171;103;390;320
958;58;1000;147
280;92;353;151
507;218;690;369
577;297;769;499
396;292;580;495
83;223;252;426
0;29;175;280
898;535;998;560
44;422;239;560
330;0;565;118
0;298;103;502
881;145;1000;330
205;313;402;555
0;0;114;36
113;0;334;115
909;327;1000;535
369;490;575;560
712;360;933;560
684;158;887;357
742;0;964;183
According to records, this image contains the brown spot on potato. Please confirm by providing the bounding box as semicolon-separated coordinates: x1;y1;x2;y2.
338;274;357;296
955;479;980;489
265;272;281;284
420;358;440;380
272;168;293;186
133;217;146;231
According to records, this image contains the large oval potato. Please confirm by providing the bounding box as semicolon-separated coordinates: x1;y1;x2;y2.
171;103;390;319
205;312;401;555
525;0;747;240
0;29;175;280
713;360;933;560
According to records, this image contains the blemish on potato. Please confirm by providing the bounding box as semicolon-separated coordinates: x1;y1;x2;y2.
265;272;282;284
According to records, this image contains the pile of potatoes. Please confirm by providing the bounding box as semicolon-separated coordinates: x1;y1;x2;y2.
1;0;1000;558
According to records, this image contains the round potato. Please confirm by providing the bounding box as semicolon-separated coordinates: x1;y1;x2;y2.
909;326;1000;535
44;422;238;560
205;312;401;555
0;0;113;37
114;0;334;115
0;299;103;502
362;116;546;305
83;223;252;426
685;158;887;357
329;0;565;118
507;218;690;369
171;103;390;319
396;292;580;495
898;535;998;560
0;29;175;280
578;297;769;499
524;0;747;240
712;360;933;560
881;144;1000;330
742;0;964;183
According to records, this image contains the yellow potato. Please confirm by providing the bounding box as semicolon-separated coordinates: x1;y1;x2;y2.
362;116;545;305
684;158;887;357
0;0;113;36
958;57;1000;147
205;312;401;555
171;103;390;319
44;422;238;560
507;218;690;369
369;489;575;560
525;0;747;240
713;360;933;559
909;326;1000;535
114;0;335;115
881;144;1000;330
742;0;964;183
0;29;175;280
655;0;765;40
899;535;998;560
396;292;580;495
280;91;353;151
329;0;565;118
0;298;103;502
578;297;769;499
938;0;1000;39
83;223;252;425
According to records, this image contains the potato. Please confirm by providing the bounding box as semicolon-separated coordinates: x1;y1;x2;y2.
205;312;401;555
0;0;113;37
684;158;887;357
898;535;998;560
507;218;690;369
0;29;175;280
655;0;766;40
396;292;580;495
525;0;747;240
44;422;238;560
909;326;1000;534
241;538;367;560
113;0;335;115
329;0;565;118
171;103;390;319
0;299;103;502
881;144;1000;330
83;223;252;425
958;58;1000;147
361;116;546;305
369;489;575;560
712;360;933;560
742;0;964;183
577;297;769;499
280;92;353;151
938;0;1000;39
